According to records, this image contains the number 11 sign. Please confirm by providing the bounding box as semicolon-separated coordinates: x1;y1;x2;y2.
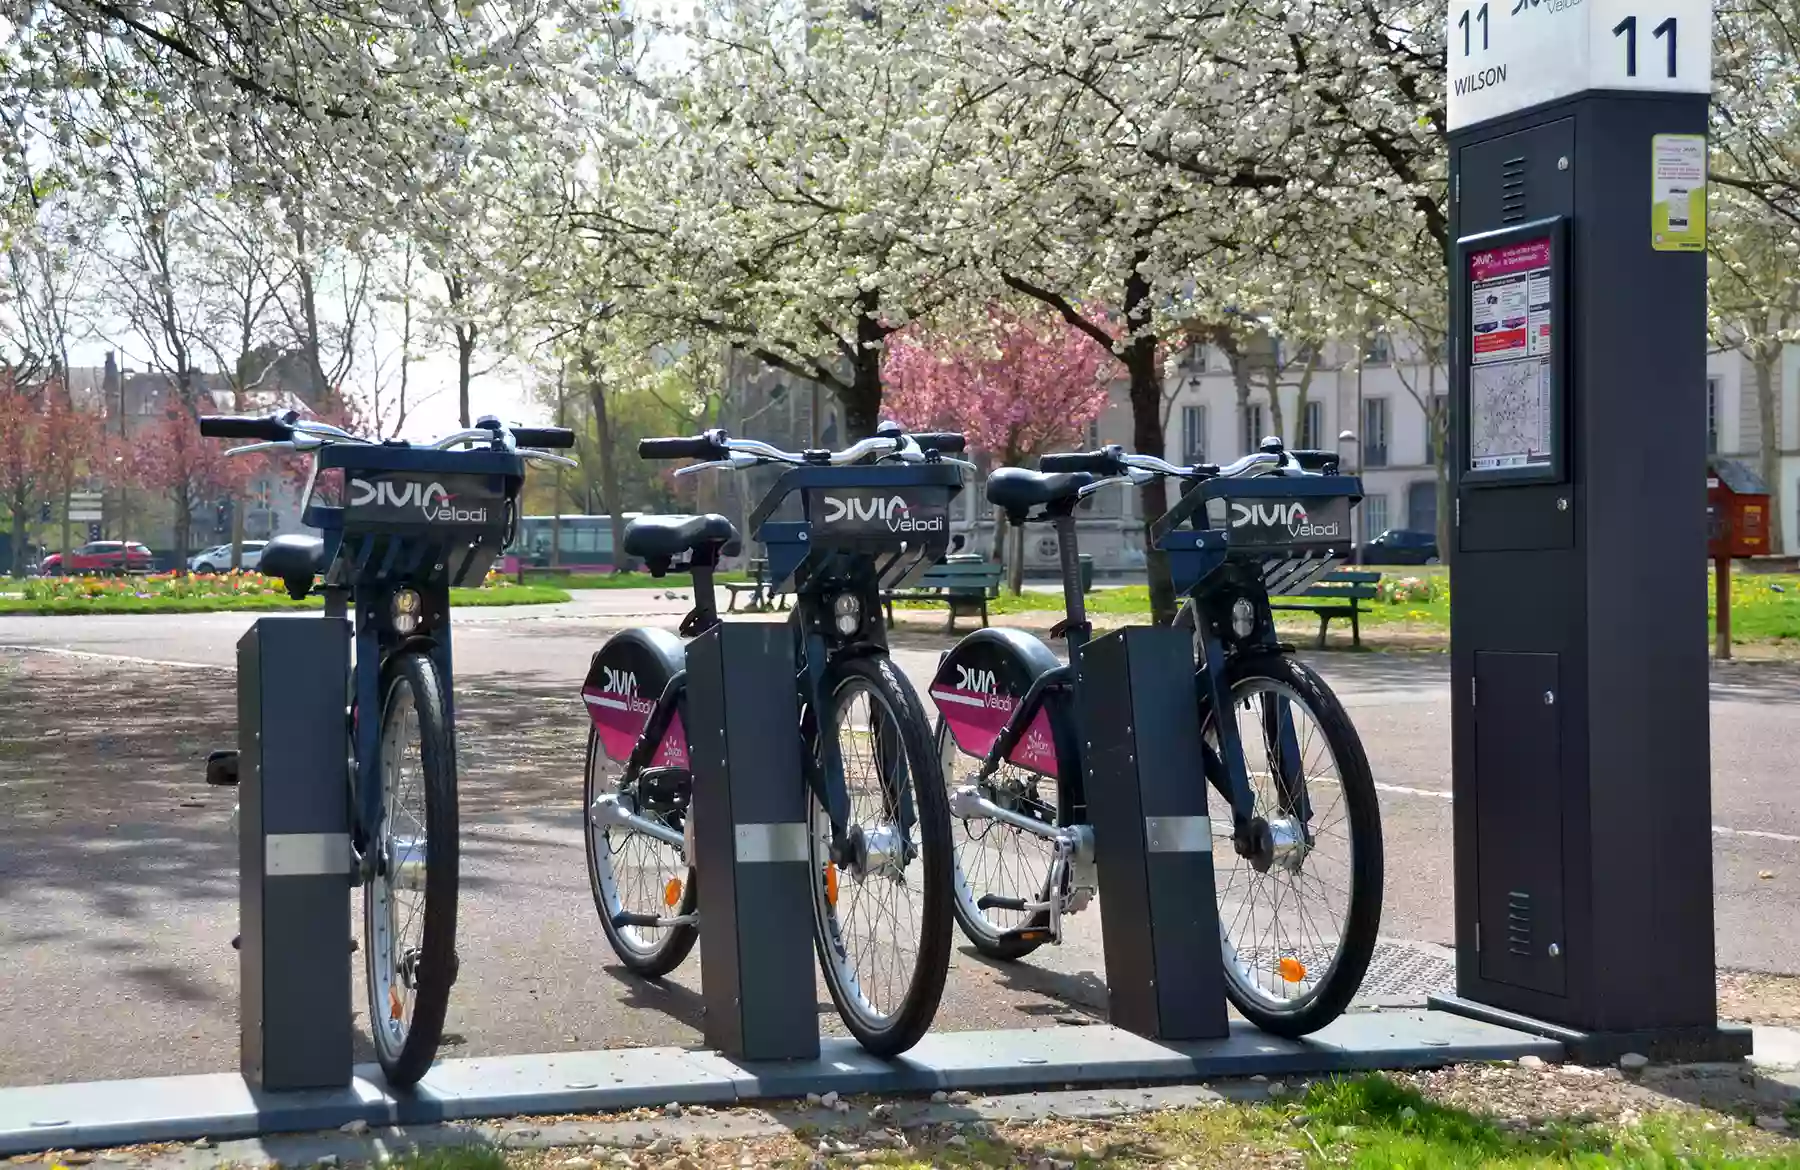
1447;0;1711;131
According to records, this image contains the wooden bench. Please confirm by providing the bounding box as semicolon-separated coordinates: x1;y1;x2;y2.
1268;569;1383;649
723;557;789;612
882;560;1003;631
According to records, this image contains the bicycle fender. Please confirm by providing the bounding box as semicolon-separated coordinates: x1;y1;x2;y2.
584;627;687;765
929;627;1062;772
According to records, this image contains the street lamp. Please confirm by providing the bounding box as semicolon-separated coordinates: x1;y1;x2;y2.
1338;430;1362;565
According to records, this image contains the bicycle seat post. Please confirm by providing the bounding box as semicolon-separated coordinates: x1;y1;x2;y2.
1050;508;1091;647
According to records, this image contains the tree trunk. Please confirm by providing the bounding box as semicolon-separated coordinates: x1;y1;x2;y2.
458;328;475;429
1121;272;1177;625
59;485;71;558
988;505;1007;565
1430;365;1452;562
1008;521;1026;595
841;289;886;440
9;493;27;577
1264;365;1285;445
1755;346;1784;552
586;361;626;571
230;501;247;571
1227;347;1253;456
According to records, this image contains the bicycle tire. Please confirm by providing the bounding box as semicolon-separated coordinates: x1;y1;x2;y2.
810;654;953;1057
1206;651;1383;1036
583;727;700;977
364;649;459;1086
935;717;1052;961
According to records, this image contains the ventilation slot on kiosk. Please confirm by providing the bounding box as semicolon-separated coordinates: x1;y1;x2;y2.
1501;157;1527;222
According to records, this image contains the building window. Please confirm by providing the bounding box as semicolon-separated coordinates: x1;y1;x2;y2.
1363;333;1392;365
1241;403;1266;454
1362;493;1390;543
1179;343;1206;374
1706;376;1720;455
1300;401;1324;450
1182;405;1207;464
1363;398;1390;468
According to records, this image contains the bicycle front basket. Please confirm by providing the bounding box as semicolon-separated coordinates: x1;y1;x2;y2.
307;445;526;589
1153;473;1363;597
751;462;963;592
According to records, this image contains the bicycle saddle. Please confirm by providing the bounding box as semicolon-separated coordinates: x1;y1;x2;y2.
986;468;1095;515
622;514;742;560
259;534;327;599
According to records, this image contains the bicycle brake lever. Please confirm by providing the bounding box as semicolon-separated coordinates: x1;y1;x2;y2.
521;450;580;469
674;453;758;476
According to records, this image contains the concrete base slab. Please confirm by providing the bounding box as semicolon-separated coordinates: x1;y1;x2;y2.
0;1009;1560;1156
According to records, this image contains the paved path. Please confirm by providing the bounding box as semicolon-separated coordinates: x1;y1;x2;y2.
1;594;1797;1087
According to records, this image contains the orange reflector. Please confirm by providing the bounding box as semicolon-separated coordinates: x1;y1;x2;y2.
824;864;839;907
388;986;404;1020
664;877;683;907
1278;957;1307;983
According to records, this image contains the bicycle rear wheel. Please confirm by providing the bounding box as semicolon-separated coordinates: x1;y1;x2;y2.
584;729;700;977
936;719;1056;960
365;649;459;1086
810;654;952;1057
1204;651;1383;1036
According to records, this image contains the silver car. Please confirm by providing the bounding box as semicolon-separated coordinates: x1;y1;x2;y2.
189;540;269;573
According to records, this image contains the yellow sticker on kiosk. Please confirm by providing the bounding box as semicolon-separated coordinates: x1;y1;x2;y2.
1652;134;1707;252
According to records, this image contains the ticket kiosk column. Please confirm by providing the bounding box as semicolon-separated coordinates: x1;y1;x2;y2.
1432;0;1750;1062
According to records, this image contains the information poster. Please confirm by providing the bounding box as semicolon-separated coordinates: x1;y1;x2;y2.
1468;238;1553;473
1652;134;1707;252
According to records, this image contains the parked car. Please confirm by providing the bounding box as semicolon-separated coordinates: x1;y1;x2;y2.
37;541;157;576
190;541;269;573
1359;528;1441;565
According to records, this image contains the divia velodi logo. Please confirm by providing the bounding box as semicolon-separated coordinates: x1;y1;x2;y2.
350;478;489;523
1230;500;1343;540
821;493;944;533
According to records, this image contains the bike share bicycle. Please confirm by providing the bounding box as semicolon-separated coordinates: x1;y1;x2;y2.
931;436;1384;1035
200;410;576;1084
579;423;963;1056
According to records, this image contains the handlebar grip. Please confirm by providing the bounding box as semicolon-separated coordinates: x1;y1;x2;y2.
1039;449;1120;475
638;434;720;460
198;415;292;441
514;427;577;450
912;432;966;455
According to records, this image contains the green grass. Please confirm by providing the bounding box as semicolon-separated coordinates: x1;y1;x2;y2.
0;585;570;616
514;569;747;589
356;1072;1797;1170
1286;1074;1800;1168
897;565;1800;649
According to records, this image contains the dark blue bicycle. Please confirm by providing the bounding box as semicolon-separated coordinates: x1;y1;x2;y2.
200;410;576;1084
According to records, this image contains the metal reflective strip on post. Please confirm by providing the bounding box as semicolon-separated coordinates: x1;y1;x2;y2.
265;833;351;877
1144;815;1212;854
733;822;809;865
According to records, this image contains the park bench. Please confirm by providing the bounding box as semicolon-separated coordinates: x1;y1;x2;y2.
723;556;789;612
881;559;1003;631
1268;568;1383;649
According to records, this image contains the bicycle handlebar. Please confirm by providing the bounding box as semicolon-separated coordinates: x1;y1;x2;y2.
199;414;294;442
639;432;726;461
196;413;580;468
639;427;970;473
510;427;577;450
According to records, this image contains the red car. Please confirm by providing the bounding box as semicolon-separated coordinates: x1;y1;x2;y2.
37;541;157;576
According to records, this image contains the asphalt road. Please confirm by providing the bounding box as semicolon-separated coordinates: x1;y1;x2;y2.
2;594;1797;1087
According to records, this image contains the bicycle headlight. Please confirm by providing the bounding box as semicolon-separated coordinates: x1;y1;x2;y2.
833;592;862;636
1230;597;1257;639
392;588;423;634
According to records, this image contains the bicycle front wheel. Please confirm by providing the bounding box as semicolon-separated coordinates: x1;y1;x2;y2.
365;649;459;1086
1204;651;1383;1036
810;654;952;1057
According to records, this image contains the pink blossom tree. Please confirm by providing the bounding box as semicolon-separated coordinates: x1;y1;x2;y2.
124;408;256;573
885;309;1109;593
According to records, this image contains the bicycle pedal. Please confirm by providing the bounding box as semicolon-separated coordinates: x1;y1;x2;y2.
998;926;1056;945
